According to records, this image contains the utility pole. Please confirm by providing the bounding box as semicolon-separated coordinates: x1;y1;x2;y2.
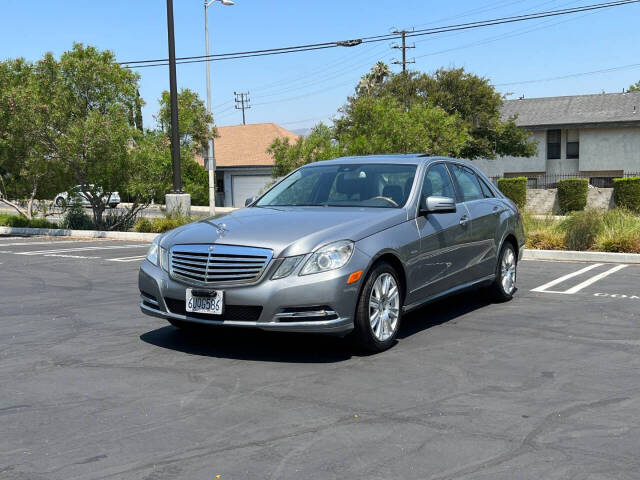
204;0;233;217
234;91;250;125
164;0;190;214
166;0;181;192
392;30;415;73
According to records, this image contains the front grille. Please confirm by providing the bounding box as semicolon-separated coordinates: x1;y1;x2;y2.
170;244;273;286
164;298;262;322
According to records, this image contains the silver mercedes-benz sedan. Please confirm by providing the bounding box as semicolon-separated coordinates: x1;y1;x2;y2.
139;154;524;352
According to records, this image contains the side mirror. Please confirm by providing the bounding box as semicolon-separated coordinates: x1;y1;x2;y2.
421;195;456;214
245;196;258;207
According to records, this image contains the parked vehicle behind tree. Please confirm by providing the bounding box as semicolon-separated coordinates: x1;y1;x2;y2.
54;185;120;209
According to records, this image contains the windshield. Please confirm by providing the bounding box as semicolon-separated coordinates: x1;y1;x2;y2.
256;164;417;208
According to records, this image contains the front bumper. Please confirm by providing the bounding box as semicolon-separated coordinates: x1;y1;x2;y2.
138;250;369;335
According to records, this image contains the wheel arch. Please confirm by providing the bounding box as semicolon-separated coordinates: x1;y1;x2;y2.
501;233;519;260
360;250;408;304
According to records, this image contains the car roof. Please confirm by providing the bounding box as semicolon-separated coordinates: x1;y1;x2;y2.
304;154;475;168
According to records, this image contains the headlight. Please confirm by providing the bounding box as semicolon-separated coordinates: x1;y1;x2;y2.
159;246;169;271
300;240;354;276
272;255;304;280
146;237;160;266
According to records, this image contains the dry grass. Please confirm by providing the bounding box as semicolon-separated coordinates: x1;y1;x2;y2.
522;209;640;253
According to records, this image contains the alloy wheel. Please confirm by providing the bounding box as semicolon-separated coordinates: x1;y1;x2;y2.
369;273;400;341
501;247;517;295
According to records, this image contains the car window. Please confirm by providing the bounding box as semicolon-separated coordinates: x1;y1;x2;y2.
478;176;495;198
422;164;456;199
257;164;418;208
450;164;484;202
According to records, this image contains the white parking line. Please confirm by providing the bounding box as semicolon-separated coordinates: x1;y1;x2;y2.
532;263;628;294
531;264;602;293
563;265;628;294
108;255;147;262
0;240;100;246
16;244;148;256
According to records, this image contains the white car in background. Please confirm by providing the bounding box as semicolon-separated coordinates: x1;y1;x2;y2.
54;185;120;208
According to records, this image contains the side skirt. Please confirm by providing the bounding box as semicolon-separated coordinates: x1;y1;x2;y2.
403;274;495;314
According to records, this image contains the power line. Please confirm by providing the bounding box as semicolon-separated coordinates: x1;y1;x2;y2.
496;63;640;86
119;0;639;69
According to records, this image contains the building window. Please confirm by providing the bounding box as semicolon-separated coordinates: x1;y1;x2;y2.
547;129;561;159
566;129;579;159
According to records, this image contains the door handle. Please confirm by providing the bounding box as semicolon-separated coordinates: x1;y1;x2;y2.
459;215;469;227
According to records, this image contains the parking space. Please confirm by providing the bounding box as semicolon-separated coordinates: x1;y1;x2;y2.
2;237;640;479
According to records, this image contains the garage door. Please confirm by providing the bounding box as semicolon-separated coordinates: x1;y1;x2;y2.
232;175;272;207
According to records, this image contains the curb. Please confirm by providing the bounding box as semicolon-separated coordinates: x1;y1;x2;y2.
0;226;158;242
523;248;640;264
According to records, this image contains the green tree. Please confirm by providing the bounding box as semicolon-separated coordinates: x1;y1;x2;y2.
629;81;640;92
269;124;341;177
356;61;392;96
156;88;216;205
158;88;214;151
340;65;537;160
50;43;140;228
0;57;64;218
338;95;470;156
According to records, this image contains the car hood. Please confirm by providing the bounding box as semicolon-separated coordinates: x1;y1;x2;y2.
160;206;408;257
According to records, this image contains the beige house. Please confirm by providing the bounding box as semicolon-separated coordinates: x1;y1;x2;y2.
473;91;640;186
197;122;299;207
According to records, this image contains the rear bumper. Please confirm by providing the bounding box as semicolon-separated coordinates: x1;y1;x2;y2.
138;252;368;336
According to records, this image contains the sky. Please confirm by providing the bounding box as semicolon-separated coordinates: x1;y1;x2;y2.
2;0;640;132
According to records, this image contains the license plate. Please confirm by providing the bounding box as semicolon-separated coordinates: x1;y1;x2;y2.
186;289;224;315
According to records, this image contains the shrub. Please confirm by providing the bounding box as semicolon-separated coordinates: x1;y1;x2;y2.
497;177;526;209
0;213;55;229
59;200;95;230
593;208;640;253
526;230;566;250
521;211;566;250
613;177;640;212
132;213;200;233
557;178;588;214
559;209;604;250
133;218;153;233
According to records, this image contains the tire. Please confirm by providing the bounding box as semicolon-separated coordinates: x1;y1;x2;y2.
55;197;64;207
351;262;403;353
490;241;518;302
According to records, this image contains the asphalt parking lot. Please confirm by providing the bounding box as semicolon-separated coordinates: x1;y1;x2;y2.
2;236;640;480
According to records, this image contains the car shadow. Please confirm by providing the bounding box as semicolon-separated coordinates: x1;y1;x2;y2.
139;289;495;363
397;289;494;339
140;326;353;364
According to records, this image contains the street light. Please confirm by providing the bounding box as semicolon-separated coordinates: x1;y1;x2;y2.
205;0;234;217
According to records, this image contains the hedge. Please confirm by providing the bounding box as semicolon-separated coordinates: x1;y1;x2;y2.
613;177;640;212
557;178;588;214
0;213;55;229
497;177;527;209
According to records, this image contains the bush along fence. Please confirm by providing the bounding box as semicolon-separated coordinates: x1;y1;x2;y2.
557;178;588;214
613;177;640;212
492;173;640;213
490;172;640;190
497;177;526;209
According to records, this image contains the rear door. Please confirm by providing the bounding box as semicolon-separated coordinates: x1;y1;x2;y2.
408;163;474;305
448;164;500;280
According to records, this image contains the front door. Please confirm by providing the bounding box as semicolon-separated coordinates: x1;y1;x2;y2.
407;163;474;305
